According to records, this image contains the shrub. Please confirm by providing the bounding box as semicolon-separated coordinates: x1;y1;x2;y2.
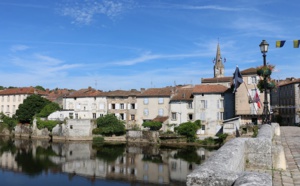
142;121;162;131
36;118;58;131
92;128;102;135
96;114;125;136
175;121;200;142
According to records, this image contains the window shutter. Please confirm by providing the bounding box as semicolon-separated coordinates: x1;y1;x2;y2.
248;76;251;85
135;103;138;109
108;104;111;109
124;113;127;120
116;103;120;109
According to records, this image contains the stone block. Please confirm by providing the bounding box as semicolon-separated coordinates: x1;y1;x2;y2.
233;172;271;186
246;138;271;154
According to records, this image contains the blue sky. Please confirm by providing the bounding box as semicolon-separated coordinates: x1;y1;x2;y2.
0;0;299;91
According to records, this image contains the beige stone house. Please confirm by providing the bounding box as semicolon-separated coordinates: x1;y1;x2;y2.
106;89;140;129
235;68;264;124
136;87;173;126
0;87;48;117
167;86;194;131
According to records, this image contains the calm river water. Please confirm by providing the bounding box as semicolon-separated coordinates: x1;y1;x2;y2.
0;137;217;186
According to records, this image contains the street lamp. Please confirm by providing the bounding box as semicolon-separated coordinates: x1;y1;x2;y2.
259;40;270;124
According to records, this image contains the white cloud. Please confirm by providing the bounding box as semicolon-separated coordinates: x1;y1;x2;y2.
59;0;135;25
10;45;30;52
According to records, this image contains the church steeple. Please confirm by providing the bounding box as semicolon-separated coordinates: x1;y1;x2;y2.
213;43;225;78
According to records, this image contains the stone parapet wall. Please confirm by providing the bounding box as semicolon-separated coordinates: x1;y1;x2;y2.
187;123;282;186
126;130;159;143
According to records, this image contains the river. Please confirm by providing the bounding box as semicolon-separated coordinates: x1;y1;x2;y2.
0;137;217;186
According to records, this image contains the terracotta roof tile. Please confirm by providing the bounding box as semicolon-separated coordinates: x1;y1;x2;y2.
0;87;48;96
106;89;140;97
66;87;103;98
170;88;193;101
152;116;169;123
193;84;229;94
137;87;173;97
201;77;232;83
277;78;300;87
241;67;257;75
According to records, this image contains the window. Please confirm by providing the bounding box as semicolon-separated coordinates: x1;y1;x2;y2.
69;113;73;119
7;96;9;102
158;164;163;173
188;113;193;120
75;113;78;119
144;108;149;116
18;95;21;101
12;105;15;114
1;96;3;102
99;103;104;110
1;105;3;112
200;112;206;120
251;76;257;84
218;100;224;108
111;103;116;109
131;103;136;109
13;95;15;102
158;98;164;104
6;105;9;112
144;98;148;105
171;161;177;171
131;114;135;120
171;112;177;120
188;102;193;109
200;100;207;109
76;103;81;110
201;125;205;130
217;112;224;120
93;113;96;119
158;108;164;116
120;103;124;109
100;114;104;117
120;113;125;120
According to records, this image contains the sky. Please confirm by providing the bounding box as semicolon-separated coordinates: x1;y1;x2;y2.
0;0;300;91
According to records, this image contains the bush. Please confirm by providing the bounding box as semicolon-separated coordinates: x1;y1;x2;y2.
174;121;201;142
92;128;102;135
0;113;18;131
142;121;162;131
37;102;60;118
36;118;58;131
93;136;104;145
96;114;125;136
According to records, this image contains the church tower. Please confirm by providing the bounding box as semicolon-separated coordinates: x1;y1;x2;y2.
213;43;225;78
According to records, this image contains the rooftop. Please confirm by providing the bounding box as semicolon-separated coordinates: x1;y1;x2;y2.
193;84;229;94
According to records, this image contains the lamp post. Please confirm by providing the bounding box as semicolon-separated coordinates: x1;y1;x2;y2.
259;40;270;124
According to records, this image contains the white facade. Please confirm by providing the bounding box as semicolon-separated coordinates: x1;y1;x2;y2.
0;94;28;117
136;97;170;126
194;93;225;135
168;101;194;129
63;96;107;119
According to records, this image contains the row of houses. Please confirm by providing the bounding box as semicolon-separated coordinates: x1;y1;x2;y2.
0;44;299;136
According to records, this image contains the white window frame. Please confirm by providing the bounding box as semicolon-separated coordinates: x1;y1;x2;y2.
158;98;164;104
200;100;207;109
158;108;164;116
144;108;149;116
171;112;177;120
144;98;148;105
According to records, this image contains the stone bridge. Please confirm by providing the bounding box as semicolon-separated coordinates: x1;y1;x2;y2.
186;123;293;186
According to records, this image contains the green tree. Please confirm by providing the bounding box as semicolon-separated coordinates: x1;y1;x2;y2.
0;113;18;131
142;121;162;131
0;86;5;90
37;102;60;118
175;121;201;142
15;94;50;123
35;85;46;91
96;114;125;136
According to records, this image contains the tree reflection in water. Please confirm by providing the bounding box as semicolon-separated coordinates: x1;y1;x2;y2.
0;137;217;185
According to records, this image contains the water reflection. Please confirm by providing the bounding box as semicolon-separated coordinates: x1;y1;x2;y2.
0;137;217;185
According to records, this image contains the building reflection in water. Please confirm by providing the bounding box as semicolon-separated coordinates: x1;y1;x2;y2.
0;137;216;185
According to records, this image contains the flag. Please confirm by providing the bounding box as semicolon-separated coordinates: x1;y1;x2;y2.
276;40;286;48
232;66;243;93
294;40;300;48
253;89;261;108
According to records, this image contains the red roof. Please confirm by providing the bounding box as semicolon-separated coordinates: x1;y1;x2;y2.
201;77;232;84
170;87;193;101
137;87;173;97
0;87;48;96
193;84;229;94
106;89;141;97
66;87;103;98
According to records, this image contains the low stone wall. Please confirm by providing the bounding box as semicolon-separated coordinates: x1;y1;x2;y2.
186;123;283;186
14;124;31;138
126;130;159;143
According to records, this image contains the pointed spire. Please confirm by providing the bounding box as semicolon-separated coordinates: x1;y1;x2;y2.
214;42;225;78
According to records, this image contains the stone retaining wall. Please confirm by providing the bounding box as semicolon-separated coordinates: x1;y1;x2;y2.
126;130;159;143
187;123;283;186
